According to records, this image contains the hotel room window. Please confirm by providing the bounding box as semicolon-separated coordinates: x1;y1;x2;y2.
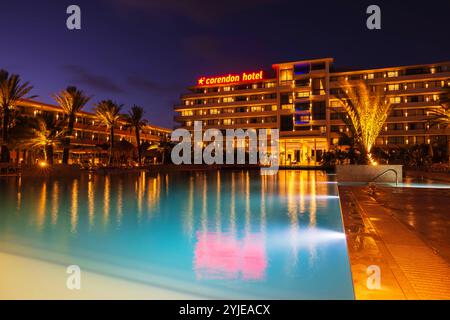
388;84;399;91
312;78;326;95
367;73;374;79
279;68;293;85
223;119;232;125
296;91;310;98
387;71;398;78
280;93;292;104
222;96;234;103
295;79;310;87
265;82;276;88
389;97;401;104
311;101;326;120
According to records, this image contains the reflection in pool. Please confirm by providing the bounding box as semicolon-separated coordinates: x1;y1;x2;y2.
0;170;354;299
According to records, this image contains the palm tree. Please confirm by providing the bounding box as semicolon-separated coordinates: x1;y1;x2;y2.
428;83;450;128
123;105;147;166
0;70;35;162
27;115;63;164
95;100;123;166
336;80;392;164
52;86;90;164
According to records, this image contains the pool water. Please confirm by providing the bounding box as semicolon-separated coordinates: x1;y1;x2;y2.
0;170;354;299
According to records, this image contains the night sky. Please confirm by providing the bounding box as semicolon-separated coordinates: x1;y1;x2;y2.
1;0;449;128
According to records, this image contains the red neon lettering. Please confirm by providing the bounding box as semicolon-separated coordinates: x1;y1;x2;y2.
197;71;264;86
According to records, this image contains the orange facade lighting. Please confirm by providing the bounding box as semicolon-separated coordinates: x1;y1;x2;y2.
197;70;264;86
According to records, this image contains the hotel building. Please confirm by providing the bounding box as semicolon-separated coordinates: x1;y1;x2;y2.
174;58;450;165
9;99;171;164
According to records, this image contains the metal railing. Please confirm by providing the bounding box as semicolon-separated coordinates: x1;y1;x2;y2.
369;169;399;186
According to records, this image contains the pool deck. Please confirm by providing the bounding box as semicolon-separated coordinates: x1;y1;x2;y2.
339;184;450;300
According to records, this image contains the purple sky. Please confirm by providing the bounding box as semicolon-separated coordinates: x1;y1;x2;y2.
1;0;449;128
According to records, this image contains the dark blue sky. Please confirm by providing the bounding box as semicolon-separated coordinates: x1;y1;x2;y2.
1;0;449;128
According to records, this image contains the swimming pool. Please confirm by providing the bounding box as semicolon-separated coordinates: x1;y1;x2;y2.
0;170;354;299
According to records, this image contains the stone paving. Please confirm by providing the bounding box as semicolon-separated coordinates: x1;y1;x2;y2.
339;185;450;300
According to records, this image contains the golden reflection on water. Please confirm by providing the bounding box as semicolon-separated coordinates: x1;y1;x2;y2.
70;179;78;234
51;181;59;226
36;181;47;231
117;179;123;227
147;174;160;215
16;177;22;211
103;175;110;226
88;179;94;228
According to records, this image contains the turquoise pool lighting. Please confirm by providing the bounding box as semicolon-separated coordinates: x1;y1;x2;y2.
0;170;354;299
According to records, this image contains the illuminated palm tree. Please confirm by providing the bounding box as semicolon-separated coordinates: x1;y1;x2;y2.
336;80;392;164
123;105;147;166
0;69;35;162
428;84;450;128
52;86;90;164
26;115;63;164
95;100;123;165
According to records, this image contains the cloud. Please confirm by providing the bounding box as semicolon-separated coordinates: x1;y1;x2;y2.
107;0;277;24
63;64;125;93
127;74;182;94
182;35;224;60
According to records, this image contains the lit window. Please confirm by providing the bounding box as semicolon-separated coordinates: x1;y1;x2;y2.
367;73;374;79
388;84;399;91
387;71;398;78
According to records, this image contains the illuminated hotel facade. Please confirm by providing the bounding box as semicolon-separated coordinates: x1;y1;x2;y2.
174;58;450;165
9;99;171;164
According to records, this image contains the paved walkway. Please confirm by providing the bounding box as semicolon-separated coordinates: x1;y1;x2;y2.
339;185;450;300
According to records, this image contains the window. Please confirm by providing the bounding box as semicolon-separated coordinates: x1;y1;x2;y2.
367;73;374;79
279;68;293;85
296;91;310;98
222;96;234;103
312;78;326;95
311;101;326;120
389;97;401;103
181;110;193;116
388;84;399;91
387;71;398;78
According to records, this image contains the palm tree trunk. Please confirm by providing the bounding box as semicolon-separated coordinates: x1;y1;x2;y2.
1;108;10;163
46;145;54;165
135;128;141;166
63;116;75;165
109;127;114;166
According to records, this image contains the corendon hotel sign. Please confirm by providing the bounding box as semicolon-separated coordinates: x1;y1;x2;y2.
197;70;264;86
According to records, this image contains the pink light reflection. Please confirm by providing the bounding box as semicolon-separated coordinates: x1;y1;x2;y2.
194;231;267;280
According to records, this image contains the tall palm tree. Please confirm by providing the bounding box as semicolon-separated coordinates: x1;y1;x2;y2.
0;69;35;162
95;100;123;166
26;115;63;164
124;105;147;166
428;83;450;128
52;86;90;164
336;80;392;164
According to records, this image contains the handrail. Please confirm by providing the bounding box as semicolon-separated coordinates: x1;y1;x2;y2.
369;169;398;186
